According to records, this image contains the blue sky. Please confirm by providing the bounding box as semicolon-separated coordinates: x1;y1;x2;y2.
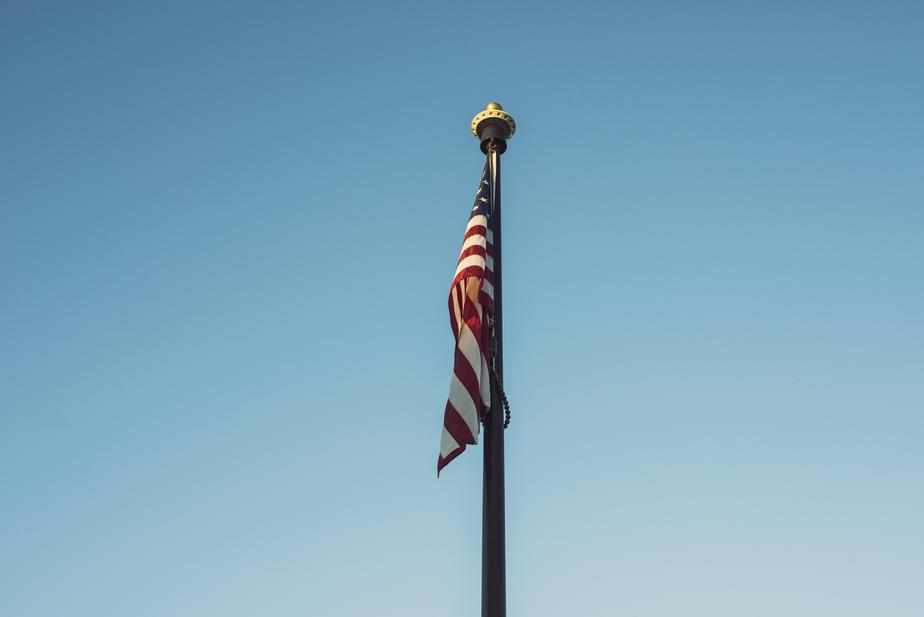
2;1;922;615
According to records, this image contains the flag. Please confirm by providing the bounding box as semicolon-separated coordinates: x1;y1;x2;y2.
438;163;495;474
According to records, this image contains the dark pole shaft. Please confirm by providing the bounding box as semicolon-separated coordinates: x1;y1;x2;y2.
482;142;505;617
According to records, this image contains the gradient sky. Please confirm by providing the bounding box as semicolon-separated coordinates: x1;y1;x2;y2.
2;1;923;616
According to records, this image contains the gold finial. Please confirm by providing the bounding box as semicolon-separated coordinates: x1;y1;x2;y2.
471;103;516;139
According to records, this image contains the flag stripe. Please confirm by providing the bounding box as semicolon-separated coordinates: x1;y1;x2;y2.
443;403;477;451
447;374;480;442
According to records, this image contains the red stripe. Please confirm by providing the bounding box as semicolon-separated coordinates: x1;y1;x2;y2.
480;293;494;314
456;244;486;264
463;224;487;241
443;401;477;447
454;265;484;279
447;290;456;335
452;342;484;417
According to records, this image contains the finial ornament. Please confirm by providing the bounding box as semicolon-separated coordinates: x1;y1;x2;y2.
471;102;516;140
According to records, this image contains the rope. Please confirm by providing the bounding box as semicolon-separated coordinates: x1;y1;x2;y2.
487;315;511;429
490;364;511;429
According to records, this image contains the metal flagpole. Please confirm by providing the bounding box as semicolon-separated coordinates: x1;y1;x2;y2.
471;102;516;617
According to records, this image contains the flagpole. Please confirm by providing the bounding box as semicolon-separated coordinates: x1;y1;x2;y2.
472;102;516;617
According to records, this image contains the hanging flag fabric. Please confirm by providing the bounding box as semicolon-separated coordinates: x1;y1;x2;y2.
438;164;495;474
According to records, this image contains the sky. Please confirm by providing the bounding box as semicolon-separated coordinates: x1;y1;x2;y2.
2;1;923;615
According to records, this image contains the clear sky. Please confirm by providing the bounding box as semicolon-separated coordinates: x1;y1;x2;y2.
2;1;922;616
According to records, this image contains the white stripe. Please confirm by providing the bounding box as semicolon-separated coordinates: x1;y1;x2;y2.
440;428;460;458
466;214;488;233
487;229;494;243
482;279;494;300
451;286;462;335
455;254;485;279
461;233;486;253
485;255;494;271
448;374;480;442
457;321;483;379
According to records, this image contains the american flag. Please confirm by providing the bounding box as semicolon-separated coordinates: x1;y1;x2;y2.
438;164;496;474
